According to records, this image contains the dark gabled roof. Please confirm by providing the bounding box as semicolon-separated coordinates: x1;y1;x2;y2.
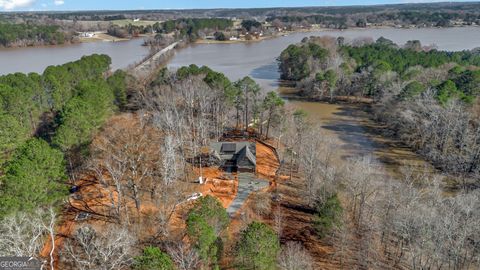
236;145;256;169
210;141;256;168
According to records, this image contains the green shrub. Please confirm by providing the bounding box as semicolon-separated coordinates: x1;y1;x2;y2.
314;193;343;238
133;247;174;270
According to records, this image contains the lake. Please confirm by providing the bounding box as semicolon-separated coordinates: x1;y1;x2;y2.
1;27;478;79
168;26;480;90
0;38;149;76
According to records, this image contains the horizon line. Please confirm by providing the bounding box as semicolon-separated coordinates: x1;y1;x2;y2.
1;1;479;13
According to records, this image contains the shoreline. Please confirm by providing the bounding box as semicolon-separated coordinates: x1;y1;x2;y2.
0;24;477;50
79;32;154;43
0;33;153;51
194;24;479;45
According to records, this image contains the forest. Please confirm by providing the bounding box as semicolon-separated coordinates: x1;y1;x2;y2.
267;10;480;29
0;54;128;216
0;22;74;47
155;18;233;41
279;36;480;187
0;57;297;269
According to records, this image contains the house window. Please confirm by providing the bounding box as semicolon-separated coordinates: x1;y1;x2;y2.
221;143;236;153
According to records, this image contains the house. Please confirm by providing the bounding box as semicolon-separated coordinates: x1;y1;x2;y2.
79;32;95;38
210;142;256;173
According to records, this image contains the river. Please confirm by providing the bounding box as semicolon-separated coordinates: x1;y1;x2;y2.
0;38;149;75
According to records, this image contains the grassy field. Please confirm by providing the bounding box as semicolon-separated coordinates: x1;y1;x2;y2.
110;19;160;27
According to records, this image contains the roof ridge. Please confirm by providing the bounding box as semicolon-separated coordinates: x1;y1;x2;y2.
244;145;256;165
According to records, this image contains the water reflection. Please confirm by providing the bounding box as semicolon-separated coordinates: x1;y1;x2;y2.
250;62;280;88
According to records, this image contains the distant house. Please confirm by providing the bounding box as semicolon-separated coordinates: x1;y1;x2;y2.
79;32;95;38
210;142;256;173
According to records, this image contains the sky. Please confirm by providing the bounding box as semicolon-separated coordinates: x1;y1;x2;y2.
0;0;478;12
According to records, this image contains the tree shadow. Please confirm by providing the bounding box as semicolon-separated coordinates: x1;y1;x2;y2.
250;62;279;86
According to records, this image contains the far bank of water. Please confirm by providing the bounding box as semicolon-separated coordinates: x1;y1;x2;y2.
0;38;149;75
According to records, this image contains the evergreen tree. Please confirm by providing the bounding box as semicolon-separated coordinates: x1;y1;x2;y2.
235;222;280;270
0;138;67;215
133;247;174;270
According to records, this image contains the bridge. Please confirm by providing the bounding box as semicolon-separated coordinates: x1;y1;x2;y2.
132;41;179;79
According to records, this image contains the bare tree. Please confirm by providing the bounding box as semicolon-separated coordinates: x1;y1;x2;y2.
62;224;136;270
273;207;284;238
42;208;57;270
0;208;59;269
0;209;51;257
251;192;272;217
166;242;200;270
277;242;314;270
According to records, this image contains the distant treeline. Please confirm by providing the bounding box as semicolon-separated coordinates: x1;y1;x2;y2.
365;11;480;27
0;23;74;47
105;18;233;40
5;1;477;22
107;24;152;38
267;15;348;29
155;18;233;40
268;10;480;29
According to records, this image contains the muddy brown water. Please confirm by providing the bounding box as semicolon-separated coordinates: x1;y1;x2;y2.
286;100;435;178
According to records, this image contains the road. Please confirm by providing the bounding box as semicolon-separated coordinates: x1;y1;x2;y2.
226;173;269;216
133;41;179;78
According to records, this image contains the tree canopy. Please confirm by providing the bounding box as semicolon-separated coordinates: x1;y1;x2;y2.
0;138;67;215
133;247;174;270
0;22;70;47
157;18;233;41
342;41;480;74
186;195;228;268
279;42;329;81
53;80;115;150
235;221;280;270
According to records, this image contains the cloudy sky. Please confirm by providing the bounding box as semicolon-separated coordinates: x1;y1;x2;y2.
0;0;478;11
